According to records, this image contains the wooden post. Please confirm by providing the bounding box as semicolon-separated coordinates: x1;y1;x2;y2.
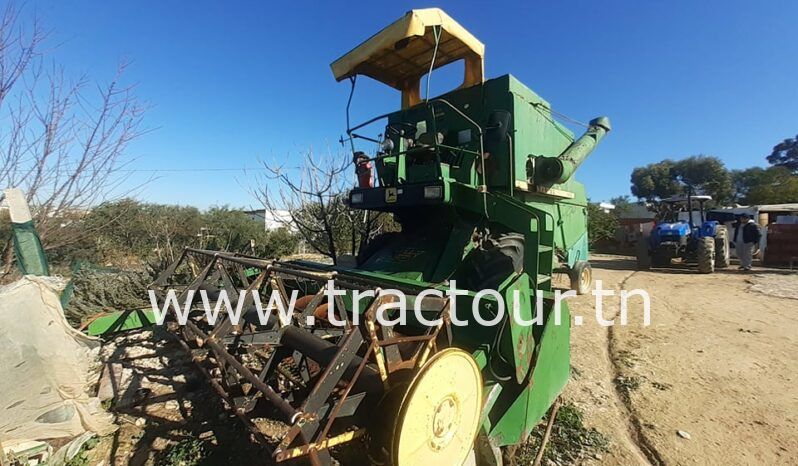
532;397;562;466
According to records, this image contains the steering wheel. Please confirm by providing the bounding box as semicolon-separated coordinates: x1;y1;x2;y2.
385;122;417;139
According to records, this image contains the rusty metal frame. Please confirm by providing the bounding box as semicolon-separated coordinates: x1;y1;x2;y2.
150;247;451;465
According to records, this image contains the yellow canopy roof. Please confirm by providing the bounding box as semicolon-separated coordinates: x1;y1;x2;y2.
330;8;485;108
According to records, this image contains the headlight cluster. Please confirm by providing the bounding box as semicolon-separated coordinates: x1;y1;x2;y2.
423;185;442;199
351;185;442;204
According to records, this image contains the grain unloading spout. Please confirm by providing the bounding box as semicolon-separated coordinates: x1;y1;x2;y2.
535;116;611;185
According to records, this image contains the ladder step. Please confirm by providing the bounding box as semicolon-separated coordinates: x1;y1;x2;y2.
538;245;553;253
537;274;552;284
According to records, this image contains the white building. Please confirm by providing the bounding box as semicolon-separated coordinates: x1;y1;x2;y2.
244;209;293;231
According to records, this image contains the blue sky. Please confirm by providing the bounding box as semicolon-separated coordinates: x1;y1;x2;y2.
22;0;798;208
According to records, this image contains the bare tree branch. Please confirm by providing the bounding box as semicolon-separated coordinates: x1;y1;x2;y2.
0;3;148;276
250;147;379;264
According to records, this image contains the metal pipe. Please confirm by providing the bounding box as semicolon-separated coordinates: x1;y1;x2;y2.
280;326;382;394
184;320;298;420
532;397;562;466
535;116;611;185
271;263;431;296
185;248;274;268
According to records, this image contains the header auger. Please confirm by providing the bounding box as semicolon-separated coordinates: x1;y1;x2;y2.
151;8;609;465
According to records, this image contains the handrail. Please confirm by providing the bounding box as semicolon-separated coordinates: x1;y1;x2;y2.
427;98;488;217
345;98;488;217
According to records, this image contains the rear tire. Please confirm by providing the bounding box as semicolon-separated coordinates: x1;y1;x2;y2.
569;261;592;295
714;225;730;268
697;236;715;273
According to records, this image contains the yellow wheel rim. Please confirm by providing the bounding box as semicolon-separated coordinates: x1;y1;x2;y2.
393;348;482;466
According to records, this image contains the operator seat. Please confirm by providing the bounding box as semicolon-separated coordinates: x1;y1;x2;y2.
407;131;443;164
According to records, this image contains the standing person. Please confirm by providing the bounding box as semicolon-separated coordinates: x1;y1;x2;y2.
736;213;761;271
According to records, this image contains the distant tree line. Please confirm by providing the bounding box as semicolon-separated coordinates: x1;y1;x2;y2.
1;199;300;272
629;134;798;209
586;195;637;247
587;203;619;247
585;135;798;247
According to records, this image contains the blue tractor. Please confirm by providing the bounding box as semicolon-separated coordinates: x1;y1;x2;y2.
637;193;730;273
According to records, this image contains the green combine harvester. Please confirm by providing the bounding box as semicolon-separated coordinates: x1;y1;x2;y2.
151;8;609;465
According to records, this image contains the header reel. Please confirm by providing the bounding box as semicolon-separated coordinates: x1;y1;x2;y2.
150;248;480;465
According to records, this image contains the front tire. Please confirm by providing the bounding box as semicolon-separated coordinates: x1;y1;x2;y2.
651;250;672;268
697;236;716;273
458;232;524;291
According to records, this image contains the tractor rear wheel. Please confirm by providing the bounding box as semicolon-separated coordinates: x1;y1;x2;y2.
714;225;730;268
697;236;716;273
569;261;592;295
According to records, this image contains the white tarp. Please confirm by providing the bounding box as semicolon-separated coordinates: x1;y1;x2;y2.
0;276;116;447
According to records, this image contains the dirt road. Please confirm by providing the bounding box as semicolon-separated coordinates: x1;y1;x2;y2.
564;254;798;465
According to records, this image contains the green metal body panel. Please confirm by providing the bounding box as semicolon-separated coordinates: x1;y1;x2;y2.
486;303;571;445
338;72;607;446
86;309;155;336
350;75;596;269
11;220;49;276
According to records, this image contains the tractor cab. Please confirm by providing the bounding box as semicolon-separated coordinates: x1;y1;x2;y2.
658;194;716;238
331;8;489;213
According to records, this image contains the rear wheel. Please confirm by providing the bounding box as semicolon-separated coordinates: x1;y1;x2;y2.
569;261;592;295
697;236;715;273
714;225;730;268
